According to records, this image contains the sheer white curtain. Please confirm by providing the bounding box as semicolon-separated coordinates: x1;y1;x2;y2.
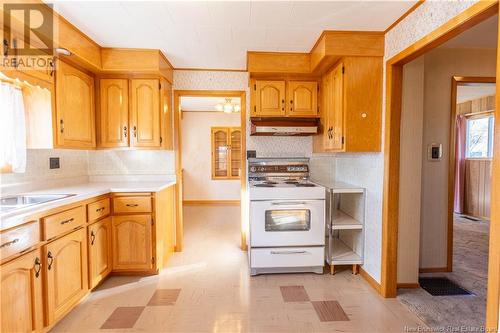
0;82;26;173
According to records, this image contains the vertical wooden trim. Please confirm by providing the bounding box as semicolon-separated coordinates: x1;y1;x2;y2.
381;64;403;298
172;90;247;251
381;0;499;302
486;6;500;329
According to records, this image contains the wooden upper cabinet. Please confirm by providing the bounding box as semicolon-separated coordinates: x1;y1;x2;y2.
130;79;161;148
1;249;44;333
314;57;382;153
98;79;129;148
88;218;112;289
44;228;88;326
55;60;96;148
160;79;173;150
254;80;286;116
112;215;153;271
288;81;318;117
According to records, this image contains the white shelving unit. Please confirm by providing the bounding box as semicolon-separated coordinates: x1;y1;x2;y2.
324;182;365;275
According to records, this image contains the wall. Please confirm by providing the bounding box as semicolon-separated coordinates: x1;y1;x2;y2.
173;70;313;158
182;112;240;200
0;149;89;194
419;47;497;269
397;57;425;284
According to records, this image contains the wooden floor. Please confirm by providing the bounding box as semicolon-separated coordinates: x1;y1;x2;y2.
398;215;489;329
51;205;425;333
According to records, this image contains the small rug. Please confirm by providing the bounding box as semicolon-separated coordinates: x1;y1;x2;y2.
419;277;473;296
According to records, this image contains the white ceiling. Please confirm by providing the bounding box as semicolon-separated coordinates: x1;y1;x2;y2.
181;96;241;112
440;15;498;49
457;84;496;103
50;0;418;69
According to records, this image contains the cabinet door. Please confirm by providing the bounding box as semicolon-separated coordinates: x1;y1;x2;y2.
212;128;229;179
229;128;241;178
88;218;112;289
324;64;344;151
287;81;318;117
44;228;88;326
55;60;96;148
1;249;43;333
98;79;129;148
160;79;173;150
112;215;153;271
254;80;286;116
130;79;161;148
330;63;344;150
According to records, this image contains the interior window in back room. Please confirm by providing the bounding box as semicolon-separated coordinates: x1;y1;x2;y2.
466;115;495;158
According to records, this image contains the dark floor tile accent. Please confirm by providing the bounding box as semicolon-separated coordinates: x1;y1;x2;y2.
147;289;181;306
279;286;310;302
100;306;145;329
312;301;349;322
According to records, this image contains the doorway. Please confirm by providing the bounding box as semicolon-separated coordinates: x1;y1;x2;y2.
381;1;500;330
173;90;247;252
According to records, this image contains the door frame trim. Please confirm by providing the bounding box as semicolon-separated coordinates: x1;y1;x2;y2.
173;90;247;251
380;2;499;329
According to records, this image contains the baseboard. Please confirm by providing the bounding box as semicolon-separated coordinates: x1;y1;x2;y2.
359;266;381;294
397;282;420;289
419;267;448;273
183;200;240;206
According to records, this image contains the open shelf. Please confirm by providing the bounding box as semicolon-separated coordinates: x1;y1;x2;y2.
330;239;362;265
332;210;363;230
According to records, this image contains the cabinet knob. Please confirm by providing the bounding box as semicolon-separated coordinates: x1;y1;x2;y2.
133;126;137;137
60;119;64;133
90;231;95;245
361;113;367;118
124;126;128;138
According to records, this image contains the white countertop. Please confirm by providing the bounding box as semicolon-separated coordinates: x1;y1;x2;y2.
0;180;176;231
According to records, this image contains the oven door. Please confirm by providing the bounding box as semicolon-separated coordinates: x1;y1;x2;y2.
250;199;325;247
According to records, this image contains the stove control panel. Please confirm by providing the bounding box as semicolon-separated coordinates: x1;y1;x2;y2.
249;165;308;174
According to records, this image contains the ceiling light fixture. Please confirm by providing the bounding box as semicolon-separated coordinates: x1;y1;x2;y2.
215;98;240;114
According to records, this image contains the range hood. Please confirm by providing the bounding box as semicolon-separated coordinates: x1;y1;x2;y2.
250;118;318;136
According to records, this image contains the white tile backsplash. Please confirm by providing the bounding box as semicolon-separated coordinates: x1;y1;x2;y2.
87;150;175;175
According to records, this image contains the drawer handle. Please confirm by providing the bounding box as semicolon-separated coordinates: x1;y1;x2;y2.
95;207;106;212
90;231;95;245
60;218;74;225
0;238;19;249
270;250;308;255
125;204;139;207
34;257;41;278
47;251;54;270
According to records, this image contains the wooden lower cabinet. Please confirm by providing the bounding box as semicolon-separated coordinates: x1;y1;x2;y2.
44;228;88;326
1;249;44;333
88;218;112;289
112;215;153;271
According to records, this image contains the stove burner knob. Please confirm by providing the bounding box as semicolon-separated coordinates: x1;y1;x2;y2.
250;166;256;172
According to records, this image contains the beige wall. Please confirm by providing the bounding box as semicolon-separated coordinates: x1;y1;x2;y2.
397;57;425;284
182;112;240;201
420;48;497;269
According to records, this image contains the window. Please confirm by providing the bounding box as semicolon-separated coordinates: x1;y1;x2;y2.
0;82;27;173
466;115;495;158
211;127;241;179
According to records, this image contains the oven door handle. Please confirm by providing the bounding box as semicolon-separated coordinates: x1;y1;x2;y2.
270;250;308;255
270;201;308;206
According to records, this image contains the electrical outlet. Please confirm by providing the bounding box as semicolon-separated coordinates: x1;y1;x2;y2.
49;157;60;169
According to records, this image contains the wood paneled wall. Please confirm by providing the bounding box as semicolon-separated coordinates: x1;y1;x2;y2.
465;159;492;219
457;95;495;115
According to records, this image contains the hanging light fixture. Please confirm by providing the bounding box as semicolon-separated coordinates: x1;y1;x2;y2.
215;98;240;114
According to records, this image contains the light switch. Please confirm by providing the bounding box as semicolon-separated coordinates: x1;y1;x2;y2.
427;143;442;161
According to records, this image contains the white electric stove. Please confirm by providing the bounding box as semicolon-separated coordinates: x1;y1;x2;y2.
247;158;325;275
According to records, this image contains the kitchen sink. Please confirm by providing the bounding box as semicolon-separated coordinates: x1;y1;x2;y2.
0;194;76;213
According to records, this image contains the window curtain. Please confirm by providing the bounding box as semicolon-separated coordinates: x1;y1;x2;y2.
0;82;26;173
454;115;466;213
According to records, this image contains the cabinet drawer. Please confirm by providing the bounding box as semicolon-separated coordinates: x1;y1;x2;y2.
0;221;40;261
113;196;152;213
87;198;110;222
43;206;85;240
